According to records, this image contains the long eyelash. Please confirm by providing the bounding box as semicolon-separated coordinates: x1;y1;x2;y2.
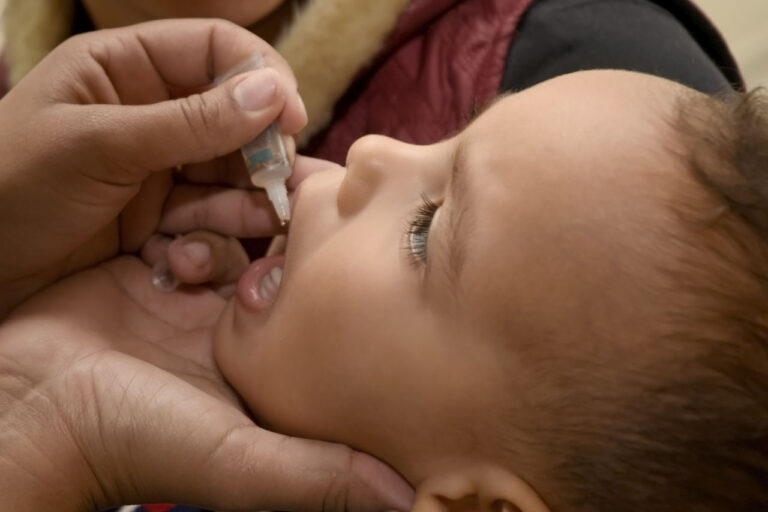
404;194;440;266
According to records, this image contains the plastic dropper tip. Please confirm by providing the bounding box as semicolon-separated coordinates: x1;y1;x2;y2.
265;180;291;226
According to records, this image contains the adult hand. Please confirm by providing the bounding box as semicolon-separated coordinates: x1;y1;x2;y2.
0;257;414;511
0;19;307;318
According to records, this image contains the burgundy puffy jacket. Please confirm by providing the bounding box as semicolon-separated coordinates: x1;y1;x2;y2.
308;0;534;163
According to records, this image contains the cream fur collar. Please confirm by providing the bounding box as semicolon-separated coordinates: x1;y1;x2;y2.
1;0;411;142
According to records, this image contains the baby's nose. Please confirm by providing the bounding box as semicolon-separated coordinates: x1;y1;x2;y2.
346;135;395;184
338;135;406;215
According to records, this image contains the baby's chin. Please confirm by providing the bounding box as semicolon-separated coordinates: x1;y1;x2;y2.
212;297;241;388
212;292;269;401
212;276;303;429
213;304;461;487
213;247;290;376
212;300;280;435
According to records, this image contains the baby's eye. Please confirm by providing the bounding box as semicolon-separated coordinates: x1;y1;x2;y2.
405;195;441;266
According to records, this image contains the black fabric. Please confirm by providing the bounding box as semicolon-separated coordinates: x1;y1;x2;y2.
72;0;96;35
501;0;743;95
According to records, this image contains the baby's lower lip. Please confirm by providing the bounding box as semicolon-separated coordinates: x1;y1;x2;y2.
236;255;286;313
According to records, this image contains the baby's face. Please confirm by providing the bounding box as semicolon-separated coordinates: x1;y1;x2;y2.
215;71;686;483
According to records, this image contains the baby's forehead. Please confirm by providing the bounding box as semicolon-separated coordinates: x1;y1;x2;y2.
462;71;690;223
467;70;683;154
452;73;694;354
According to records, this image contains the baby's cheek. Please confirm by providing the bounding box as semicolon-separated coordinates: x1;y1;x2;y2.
250;271;393;434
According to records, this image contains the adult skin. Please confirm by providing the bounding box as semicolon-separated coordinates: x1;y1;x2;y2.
0;18;307;317
0;19;413;511
81;0;293;38
0;256;412;511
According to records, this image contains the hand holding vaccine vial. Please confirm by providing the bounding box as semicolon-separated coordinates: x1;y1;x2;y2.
240;126;292;225
216;53;292;225
152;53;293;292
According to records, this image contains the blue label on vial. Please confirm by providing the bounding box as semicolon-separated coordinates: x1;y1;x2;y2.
249;148;274;167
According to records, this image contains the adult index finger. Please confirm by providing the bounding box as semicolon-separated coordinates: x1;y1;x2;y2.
67;18;300;105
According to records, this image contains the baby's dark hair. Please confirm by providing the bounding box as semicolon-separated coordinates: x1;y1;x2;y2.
527;88;768;512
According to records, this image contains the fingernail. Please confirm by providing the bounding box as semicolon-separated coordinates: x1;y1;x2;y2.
181;241;211;268
234;71;277;111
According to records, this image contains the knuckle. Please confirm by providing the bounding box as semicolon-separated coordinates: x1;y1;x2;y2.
177;93;224;159
57;31;96;56
75;111;142;184
322;480;351;512
321;446;355;512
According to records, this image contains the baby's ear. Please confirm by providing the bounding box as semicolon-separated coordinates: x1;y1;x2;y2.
411;465;550;512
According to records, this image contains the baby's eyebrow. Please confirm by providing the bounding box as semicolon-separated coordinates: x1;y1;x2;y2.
435;95;510;293
439;137;473;293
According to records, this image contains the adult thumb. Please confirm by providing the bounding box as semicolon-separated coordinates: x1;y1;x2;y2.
91;68;305;177
194;425;415;512
108;374;414;512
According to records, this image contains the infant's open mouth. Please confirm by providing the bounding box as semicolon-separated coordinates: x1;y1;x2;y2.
235;194;297;311
258;265;283;304
236;247;286;313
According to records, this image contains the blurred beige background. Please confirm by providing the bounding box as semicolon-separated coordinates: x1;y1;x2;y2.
0;1;765;87
697;0;768;88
